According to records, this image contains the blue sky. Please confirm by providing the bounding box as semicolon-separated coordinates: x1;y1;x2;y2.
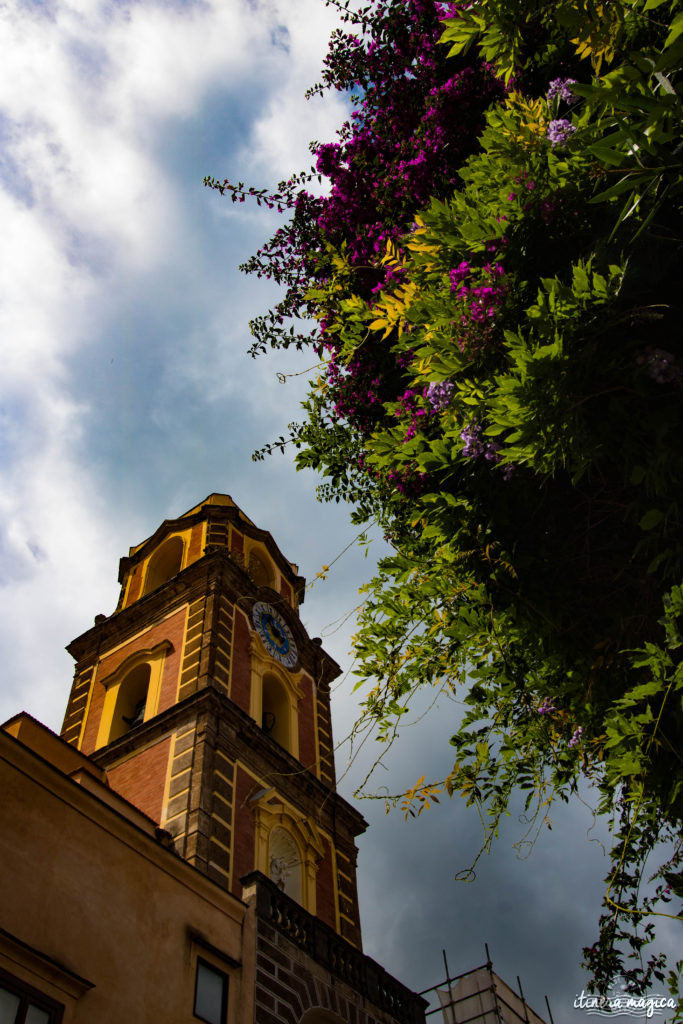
0;1;676;1018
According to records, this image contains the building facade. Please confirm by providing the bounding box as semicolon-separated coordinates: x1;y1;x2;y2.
0;494;426;1024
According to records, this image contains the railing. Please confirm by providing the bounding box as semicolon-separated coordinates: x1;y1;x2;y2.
242;871;427;1024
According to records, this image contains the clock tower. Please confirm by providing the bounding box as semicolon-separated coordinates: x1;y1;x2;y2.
59;493;364;946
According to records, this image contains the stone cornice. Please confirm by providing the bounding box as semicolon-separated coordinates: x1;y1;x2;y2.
92;686;368;840
68;549;338;685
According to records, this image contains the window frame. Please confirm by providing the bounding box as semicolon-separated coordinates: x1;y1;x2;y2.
193;957;229;1024
0;967;64;1024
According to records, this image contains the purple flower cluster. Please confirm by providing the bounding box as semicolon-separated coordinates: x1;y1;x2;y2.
460;421;513;478
547;78;576;103
425;381;455;412
547;119;577;148
537;697;556;715
460;420;500;461
636;347;682;385
568;726;584;748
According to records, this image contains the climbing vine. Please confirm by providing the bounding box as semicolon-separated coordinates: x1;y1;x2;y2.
208;0;683;999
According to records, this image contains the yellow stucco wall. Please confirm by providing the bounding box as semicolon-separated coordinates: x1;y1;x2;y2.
0;724;252;1024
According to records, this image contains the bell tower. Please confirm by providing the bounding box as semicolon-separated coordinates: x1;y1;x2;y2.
60;494;364;946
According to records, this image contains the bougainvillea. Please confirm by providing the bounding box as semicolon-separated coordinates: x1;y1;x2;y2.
208;0;683;1001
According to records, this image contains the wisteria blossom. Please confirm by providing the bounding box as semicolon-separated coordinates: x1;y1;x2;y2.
547;77;576;103
547;119;577;147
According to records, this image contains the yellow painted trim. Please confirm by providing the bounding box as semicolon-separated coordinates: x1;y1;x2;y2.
94;641;172;750
312;685;322;781
92;606;189;662
75;667;96;751
104;728;175;771
200;519;208;560
228;761;238;892
212;811;231;831
249;640;304;760
140;529;191;598
211;836;232;856
244;538;279;593
208;859;231;879
250;790;324;917
121;569;133;609
159;729;178;825
174;603;191;705
175;721;196;741
163;809;189;827
330;840;341;936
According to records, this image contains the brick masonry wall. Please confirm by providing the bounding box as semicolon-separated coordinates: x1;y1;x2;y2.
253;918;409;1024
315;836;336;932
297;673;316;777
230;527;244;561
79;607;187;755
230;609;252;715
233;764;257;895
187;521;204;565
80;677;106;755
106;735;172;822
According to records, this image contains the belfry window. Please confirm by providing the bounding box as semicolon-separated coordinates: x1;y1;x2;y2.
142;535;183;596
109;663;151;742
249;551;274;589
261;673;290;751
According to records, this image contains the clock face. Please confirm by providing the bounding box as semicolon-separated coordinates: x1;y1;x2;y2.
252;602;298;669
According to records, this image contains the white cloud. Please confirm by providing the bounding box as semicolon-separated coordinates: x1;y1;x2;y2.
243;0;350;180
0;0;349;732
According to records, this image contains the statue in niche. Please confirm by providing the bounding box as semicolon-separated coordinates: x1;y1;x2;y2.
268;827;302;902
270;855;289;891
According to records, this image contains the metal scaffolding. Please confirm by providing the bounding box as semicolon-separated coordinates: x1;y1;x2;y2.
418;946;555;1024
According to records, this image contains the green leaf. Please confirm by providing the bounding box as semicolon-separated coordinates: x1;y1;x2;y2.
639;509;664;531
664;10;683;48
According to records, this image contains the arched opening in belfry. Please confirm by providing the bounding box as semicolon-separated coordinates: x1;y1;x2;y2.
109;662;151;742
269;826;303;904
261;672;290;751
142;535;183;596
249;550;274;589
